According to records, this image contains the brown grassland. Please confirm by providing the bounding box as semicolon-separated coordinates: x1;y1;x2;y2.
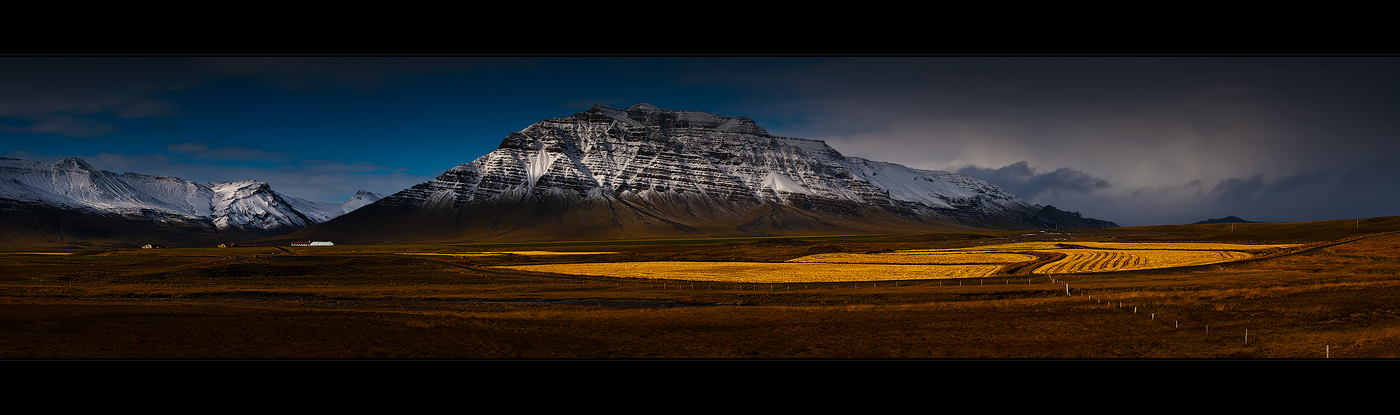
3;217;1400;358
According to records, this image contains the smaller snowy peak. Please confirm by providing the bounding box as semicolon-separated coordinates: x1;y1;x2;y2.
628;103;661;111
287;191;385;223
339;190;383;210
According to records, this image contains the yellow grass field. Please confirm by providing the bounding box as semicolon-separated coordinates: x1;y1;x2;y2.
1066;242;1305;250
496;261;1003;283
490;241;1292;282
894;241;1299;275
1032;249;1252;274
906;242;1067;252
398;251;617;257
1;252;75;256
787;252;1037;264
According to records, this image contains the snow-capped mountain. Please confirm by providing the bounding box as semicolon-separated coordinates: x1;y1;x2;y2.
0;157;380;245
295;104;1115;243
286;190;384;223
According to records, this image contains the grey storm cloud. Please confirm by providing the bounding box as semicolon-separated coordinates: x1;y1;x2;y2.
685;57;1400;225
0;58;201;137
1203;159;1400;222
955;161;1113;201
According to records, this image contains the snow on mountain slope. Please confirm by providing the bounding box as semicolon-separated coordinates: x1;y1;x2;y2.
1;157;181;213
842;157;1035;212
288;190;383;222
116;172;216;217
355;103;1091;238
0;157;380;234
208;180;313;232
338;190;383;211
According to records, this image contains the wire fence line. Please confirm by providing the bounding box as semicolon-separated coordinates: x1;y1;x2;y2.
616;274;1335;358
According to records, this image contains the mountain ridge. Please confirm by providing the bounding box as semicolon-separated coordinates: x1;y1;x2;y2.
285;104;1117;244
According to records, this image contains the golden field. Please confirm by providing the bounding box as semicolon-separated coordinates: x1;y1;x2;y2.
787;252;1038;264
1066;242;1305;250
491;240;1306;282
498;261;1003;283
399;251;618;257
3;217;1400;358
1031;249;1252;274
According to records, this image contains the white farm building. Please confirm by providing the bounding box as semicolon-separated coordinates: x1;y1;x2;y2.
290;241;335;247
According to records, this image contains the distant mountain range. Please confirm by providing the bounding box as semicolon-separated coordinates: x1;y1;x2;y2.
1;104;1124;247
0;157;380;248
1189;216;1261;225
283;103;1117;244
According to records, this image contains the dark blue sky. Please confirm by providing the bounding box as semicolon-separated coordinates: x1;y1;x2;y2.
4;56;1399;226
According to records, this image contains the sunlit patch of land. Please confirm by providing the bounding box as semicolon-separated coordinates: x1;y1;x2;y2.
787;252;1038;265
497;261;1003;283
494;241;1308;282
1032;249;1252;274
1066;242;1305;250
398;251;618;257
3;216;1400;358
2;252;76;256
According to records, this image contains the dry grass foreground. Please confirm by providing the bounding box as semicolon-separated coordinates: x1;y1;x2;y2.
3;219;1400;358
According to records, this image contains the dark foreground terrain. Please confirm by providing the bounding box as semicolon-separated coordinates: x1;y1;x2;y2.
4;218;1400;358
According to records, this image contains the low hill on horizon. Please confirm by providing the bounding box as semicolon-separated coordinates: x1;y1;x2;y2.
1190;216;1262;225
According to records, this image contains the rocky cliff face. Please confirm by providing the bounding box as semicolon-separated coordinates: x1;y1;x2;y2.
300;104;1114;243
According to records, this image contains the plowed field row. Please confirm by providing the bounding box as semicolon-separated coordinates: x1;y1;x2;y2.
1068;242;1304;251
1032;249;1251;274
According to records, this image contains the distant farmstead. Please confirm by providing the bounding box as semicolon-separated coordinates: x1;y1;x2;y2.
290;241;334;246
219;243;259;248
